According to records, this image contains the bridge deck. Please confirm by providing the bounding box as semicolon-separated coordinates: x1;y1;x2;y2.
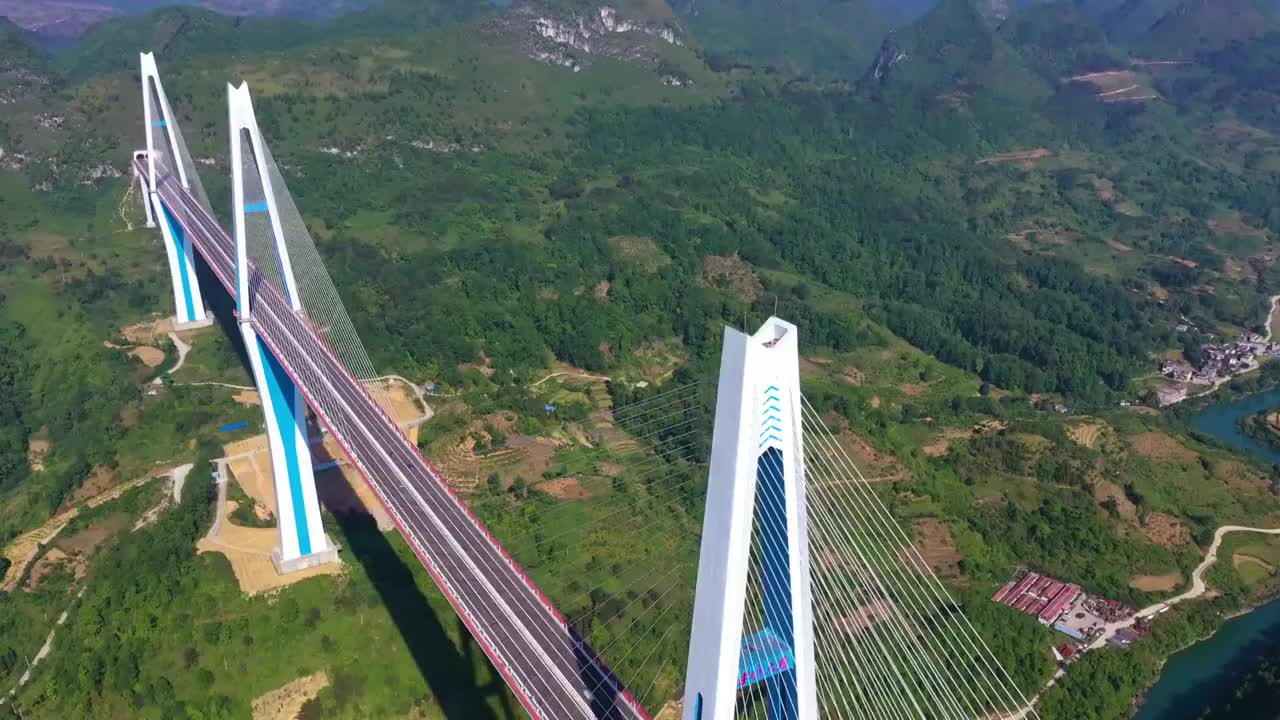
139;158;647;720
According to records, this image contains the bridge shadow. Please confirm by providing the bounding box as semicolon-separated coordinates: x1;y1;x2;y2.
330;506;518;719
193;249;250;370
193;251;518;718
570;624;629;720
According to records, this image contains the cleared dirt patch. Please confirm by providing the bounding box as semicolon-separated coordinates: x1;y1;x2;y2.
609;235;670;272
903;518;965;583
819;423;910;481
702;254;763;302
1069;422;1107;449
922;421;1008;457
233;389;261;406
977;148;1051;165
1214;460;1270;495
119;315;174;345
1233;553;1276;572
198;499;341;596
127;346;165;368
1129;432;1198;462
3;473;160;591
1141;512;1192;547
62;465;117;510
899;383;926;397
1208;217;1268;239
56;513;130;556
1107;238;1133;252
1066;70;1156;102
537;477;591;499
1129;573;1182;592
1007;226;1079;249
252;671;330;720
27;431;50;472
1095;480;1138;522
25;548;72;591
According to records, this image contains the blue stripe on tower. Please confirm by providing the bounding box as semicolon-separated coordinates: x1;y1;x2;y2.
756;446;797;720
159;202;197;322
256;336;312;556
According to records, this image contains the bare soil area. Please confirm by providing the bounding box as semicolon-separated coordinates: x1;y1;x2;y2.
1233;553;1276;573
1068;422;1107;449
27;432;50;472
537;477;591;499
120;315;174;345
903;518;965;582
1094;480;1138;522
1128;432;1198;462
608;235;670;271
976;148;1051;165
702;254;763;302
1129;573;1183;592
1208;217;1268;239
25;548;72;591
234;389;261;406
1141;512;1193;547
922;420;1008;457
63;465;118;510
2;473;161;591
251;671;330;720
127;346;166;368
197;499;341;596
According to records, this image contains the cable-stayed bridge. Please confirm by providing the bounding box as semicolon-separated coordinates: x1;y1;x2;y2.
132;52;1040;720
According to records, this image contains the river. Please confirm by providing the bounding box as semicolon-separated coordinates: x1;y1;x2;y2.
1133;388;1280;719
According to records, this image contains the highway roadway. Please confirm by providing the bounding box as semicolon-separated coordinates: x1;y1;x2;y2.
137;157;649;720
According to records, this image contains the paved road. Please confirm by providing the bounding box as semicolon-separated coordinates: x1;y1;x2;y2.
1088;525;1280;650
140;158;648;720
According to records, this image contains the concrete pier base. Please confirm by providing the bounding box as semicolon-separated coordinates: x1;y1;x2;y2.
174;316;215;331
271;536;342;575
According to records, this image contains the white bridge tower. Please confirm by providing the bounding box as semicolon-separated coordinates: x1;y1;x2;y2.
229;82;339;574
139;52;211;330
684;318;818;720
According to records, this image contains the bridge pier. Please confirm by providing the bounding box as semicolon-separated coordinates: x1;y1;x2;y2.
242;321;341;574
150;191;212;329
132;156;155;229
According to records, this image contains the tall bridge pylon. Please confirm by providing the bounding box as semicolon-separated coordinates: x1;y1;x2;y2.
140;52;211;329
227;81;338;574
685;318;817;720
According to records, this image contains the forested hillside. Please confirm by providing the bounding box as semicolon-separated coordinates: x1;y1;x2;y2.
5;0;1280;717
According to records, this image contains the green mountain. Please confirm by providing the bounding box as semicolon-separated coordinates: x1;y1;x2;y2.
998;1;1121;77
0;17;55;104
1098;0;1276;54
671;0;894;77
864;0;1051;104
58;7;314;81
1139;0;1275;57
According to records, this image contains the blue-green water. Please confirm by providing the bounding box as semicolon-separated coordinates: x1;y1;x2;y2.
1133;388;1280;719
1191;386;1280;466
